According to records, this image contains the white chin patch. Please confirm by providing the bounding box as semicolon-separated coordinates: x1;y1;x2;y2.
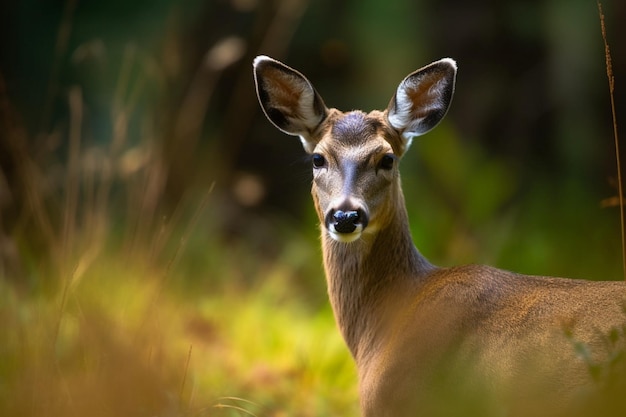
327;224;363;243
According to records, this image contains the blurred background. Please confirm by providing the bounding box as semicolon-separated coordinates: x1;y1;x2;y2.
0;0;625;416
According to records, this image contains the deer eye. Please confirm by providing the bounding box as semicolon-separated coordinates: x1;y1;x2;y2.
378;154;396;171
312;153;326;168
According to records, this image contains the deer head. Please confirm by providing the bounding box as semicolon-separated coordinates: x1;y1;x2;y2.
253;56;456;244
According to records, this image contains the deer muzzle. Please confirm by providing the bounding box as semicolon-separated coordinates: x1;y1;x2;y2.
325;208;368;243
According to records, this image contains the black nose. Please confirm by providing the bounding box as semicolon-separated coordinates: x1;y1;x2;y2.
328;209;367;234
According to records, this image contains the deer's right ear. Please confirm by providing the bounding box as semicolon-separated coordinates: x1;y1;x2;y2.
253;56;328;153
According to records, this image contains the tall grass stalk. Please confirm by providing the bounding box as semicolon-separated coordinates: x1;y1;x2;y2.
597;1;624;281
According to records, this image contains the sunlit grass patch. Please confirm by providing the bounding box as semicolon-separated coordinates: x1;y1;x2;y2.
181;263;358;416
0;242;358;417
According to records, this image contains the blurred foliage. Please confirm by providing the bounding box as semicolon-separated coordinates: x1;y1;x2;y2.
0;0;625;416
0;250;358;416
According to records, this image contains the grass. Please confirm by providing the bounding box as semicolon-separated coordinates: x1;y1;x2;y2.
1;106;624;417
0;237;359;417
0;72;358;415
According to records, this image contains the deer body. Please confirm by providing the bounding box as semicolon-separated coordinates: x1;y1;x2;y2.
253;56;626;416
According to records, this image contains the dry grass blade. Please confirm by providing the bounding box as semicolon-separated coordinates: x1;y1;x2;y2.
179;344;193;409
164;182;215;277
597;0;624;280
213;397;261;417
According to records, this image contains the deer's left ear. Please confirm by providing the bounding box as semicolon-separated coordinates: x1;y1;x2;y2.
386;58;457;149
254;55;328;153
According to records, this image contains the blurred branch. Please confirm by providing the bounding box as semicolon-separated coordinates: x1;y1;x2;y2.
61;86;82;280
0;71;59;283
173;36;246;162
38;0;79;139
601;196;626;209
216;0;310;180
162;0;310;207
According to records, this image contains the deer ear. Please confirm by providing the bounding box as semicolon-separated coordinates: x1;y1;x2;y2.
253;55;328;153
387;58;457;149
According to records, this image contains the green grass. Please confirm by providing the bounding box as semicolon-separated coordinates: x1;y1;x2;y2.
0;242;359;417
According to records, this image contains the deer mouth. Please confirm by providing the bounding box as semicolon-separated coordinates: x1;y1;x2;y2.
326;209;368;243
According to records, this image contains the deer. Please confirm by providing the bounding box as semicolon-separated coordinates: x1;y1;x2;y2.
253;55;626;417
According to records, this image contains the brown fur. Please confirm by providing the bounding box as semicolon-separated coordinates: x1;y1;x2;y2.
254;55;626;417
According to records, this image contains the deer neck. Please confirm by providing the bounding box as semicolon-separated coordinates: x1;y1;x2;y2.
320;189;435;360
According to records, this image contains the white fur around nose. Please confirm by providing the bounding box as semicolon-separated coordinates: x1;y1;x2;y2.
327;223;363;243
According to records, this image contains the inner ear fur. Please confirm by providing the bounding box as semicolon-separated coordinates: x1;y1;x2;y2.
253;56;328;151
387;58;457;147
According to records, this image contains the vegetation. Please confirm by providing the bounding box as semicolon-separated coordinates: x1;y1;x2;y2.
0;1;624;416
